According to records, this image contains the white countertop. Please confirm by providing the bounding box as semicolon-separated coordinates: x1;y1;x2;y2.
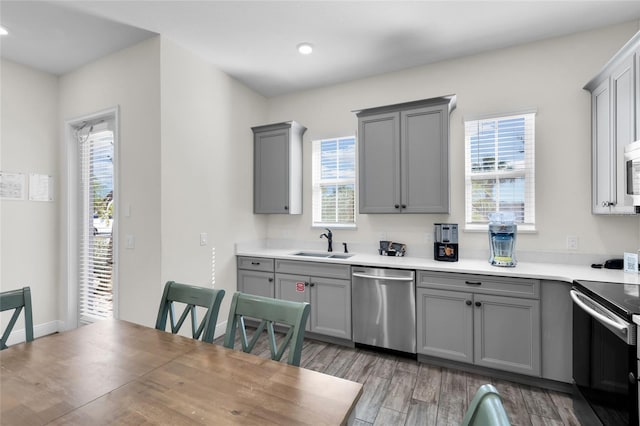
236;246;640;285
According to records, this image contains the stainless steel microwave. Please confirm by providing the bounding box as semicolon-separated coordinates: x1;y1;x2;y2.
625;140;640;207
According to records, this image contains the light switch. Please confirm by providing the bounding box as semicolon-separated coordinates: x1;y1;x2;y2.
126;235;135;249
200;233;208;246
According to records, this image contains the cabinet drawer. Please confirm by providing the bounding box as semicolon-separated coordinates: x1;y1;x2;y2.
275;260;351;279
417;271;540;299
237;256;274;272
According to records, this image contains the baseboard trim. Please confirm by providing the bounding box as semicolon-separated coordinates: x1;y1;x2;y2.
5;320;63;346
214;320;228;340
417;353;573;393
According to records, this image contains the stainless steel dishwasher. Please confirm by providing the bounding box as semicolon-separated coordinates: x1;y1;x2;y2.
352;267;416;354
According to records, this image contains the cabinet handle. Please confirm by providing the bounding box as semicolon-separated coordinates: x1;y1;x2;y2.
305;282;309;287
251;262;260;265
475;301;482;307
394;204;400;209
310;282;315;287
284;205;289;210
602;201;616;207
268;278;273;282
465;281;482;286
401;204;407;209
465;300;472;306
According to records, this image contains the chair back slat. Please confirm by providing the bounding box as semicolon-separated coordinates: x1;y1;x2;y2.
1;287;34;350
155;281;225;343
461;384;511;426
223;292;310;366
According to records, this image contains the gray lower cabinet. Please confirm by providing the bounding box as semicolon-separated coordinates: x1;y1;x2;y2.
356;96;456;214
237;256;275;297
540;280;572;383
252;121;306;214
417;271;541;377
275;260;351;339
275;273;351;339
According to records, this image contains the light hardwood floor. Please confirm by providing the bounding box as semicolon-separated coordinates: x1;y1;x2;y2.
217;332;581;426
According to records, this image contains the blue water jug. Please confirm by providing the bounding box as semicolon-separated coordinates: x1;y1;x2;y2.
488;212;517;267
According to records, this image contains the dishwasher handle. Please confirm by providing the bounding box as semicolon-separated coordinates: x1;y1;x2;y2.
352;272;414;281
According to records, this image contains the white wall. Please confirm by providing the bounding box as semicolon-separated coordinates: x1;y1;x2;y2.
0;60;60;337
58;37;162;327
265;21;640;259
159;39;268;328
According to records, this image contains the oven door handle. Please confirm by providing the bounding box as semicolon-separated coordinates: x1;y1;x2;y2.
570;290;628;334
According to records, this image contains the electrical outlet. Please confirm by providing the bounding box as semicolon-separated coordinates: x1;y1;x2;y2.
566;236;578;250
126;235;135;249
200;233;208;246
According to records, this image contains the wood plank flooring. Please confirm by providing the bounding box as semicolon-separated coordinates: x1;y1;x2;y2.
216;331;581;426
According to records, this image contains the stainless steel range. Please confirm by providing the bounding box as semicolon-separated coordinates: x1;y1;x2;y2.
571;280;640;426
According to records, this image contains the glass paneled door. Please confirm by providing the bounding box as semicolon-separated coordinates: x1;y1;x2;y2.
76;119;115;324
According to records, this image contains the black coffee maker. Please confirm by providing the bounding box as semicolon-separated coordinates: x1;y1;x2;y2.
434;223;458;262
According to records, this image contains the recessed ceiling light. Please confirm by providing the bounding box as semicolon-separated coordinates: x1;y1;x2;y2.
0;26;8;36
297;42;313;55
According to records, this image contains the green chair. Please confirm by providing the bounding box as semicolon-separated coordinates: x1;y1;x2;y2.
1;287;34;350
223;292;310;366
462;384;511;426
155;281;225;343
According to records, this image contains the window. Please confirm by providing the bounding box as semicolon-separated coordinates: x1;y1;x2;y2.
312;137;356;227
464;111;535;231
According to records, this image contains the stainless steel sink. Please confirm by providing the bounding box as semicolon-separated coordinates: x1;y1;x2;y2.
328;253;353;259
292;251;353;259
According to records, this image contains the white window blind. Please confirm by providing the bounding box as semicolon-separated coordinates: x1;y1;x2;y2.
312;137;356;227
78;124;114;324
464;111;536;230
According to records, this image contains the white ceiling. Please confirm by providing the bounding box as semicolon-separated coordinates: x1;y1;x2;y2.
2;1;640;97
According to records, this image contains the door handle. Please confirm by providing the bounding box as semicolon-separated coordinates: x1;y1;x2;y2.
352;272;414;281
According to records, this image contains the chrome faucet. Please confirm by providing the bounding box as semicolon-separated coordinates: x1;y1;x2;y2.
320;228;333;252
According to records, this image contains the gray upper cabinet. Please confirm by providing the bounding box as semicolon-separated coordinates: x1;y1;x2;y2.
356;96;456;214
253;121;306;214
585;31;640;214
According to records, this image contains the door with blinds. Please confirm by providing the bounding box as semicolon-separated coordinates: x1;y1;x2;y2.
75;117;117;324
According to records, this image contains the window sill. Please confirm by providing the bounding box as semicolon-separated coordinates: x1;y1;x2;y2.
463;224;537;234
312;223;357;230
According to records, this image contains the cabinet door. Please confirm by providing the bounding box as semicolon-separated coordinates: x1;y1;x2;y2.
358;112;401;213
401;105;449;213
310;277;351;339
473;294;541;376
592;78;612;214
611;55;636;213
636;47;640;140
237;270;274;298
254;128;289;213
416;288;473;363
275;274;311;331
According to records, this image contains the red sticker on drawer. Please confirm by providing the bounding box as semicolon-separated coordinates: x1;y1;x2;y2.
296;282;305;292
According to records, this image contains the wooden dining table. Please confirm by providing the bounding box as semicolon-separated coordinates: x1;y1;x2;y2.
0;319;363;425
